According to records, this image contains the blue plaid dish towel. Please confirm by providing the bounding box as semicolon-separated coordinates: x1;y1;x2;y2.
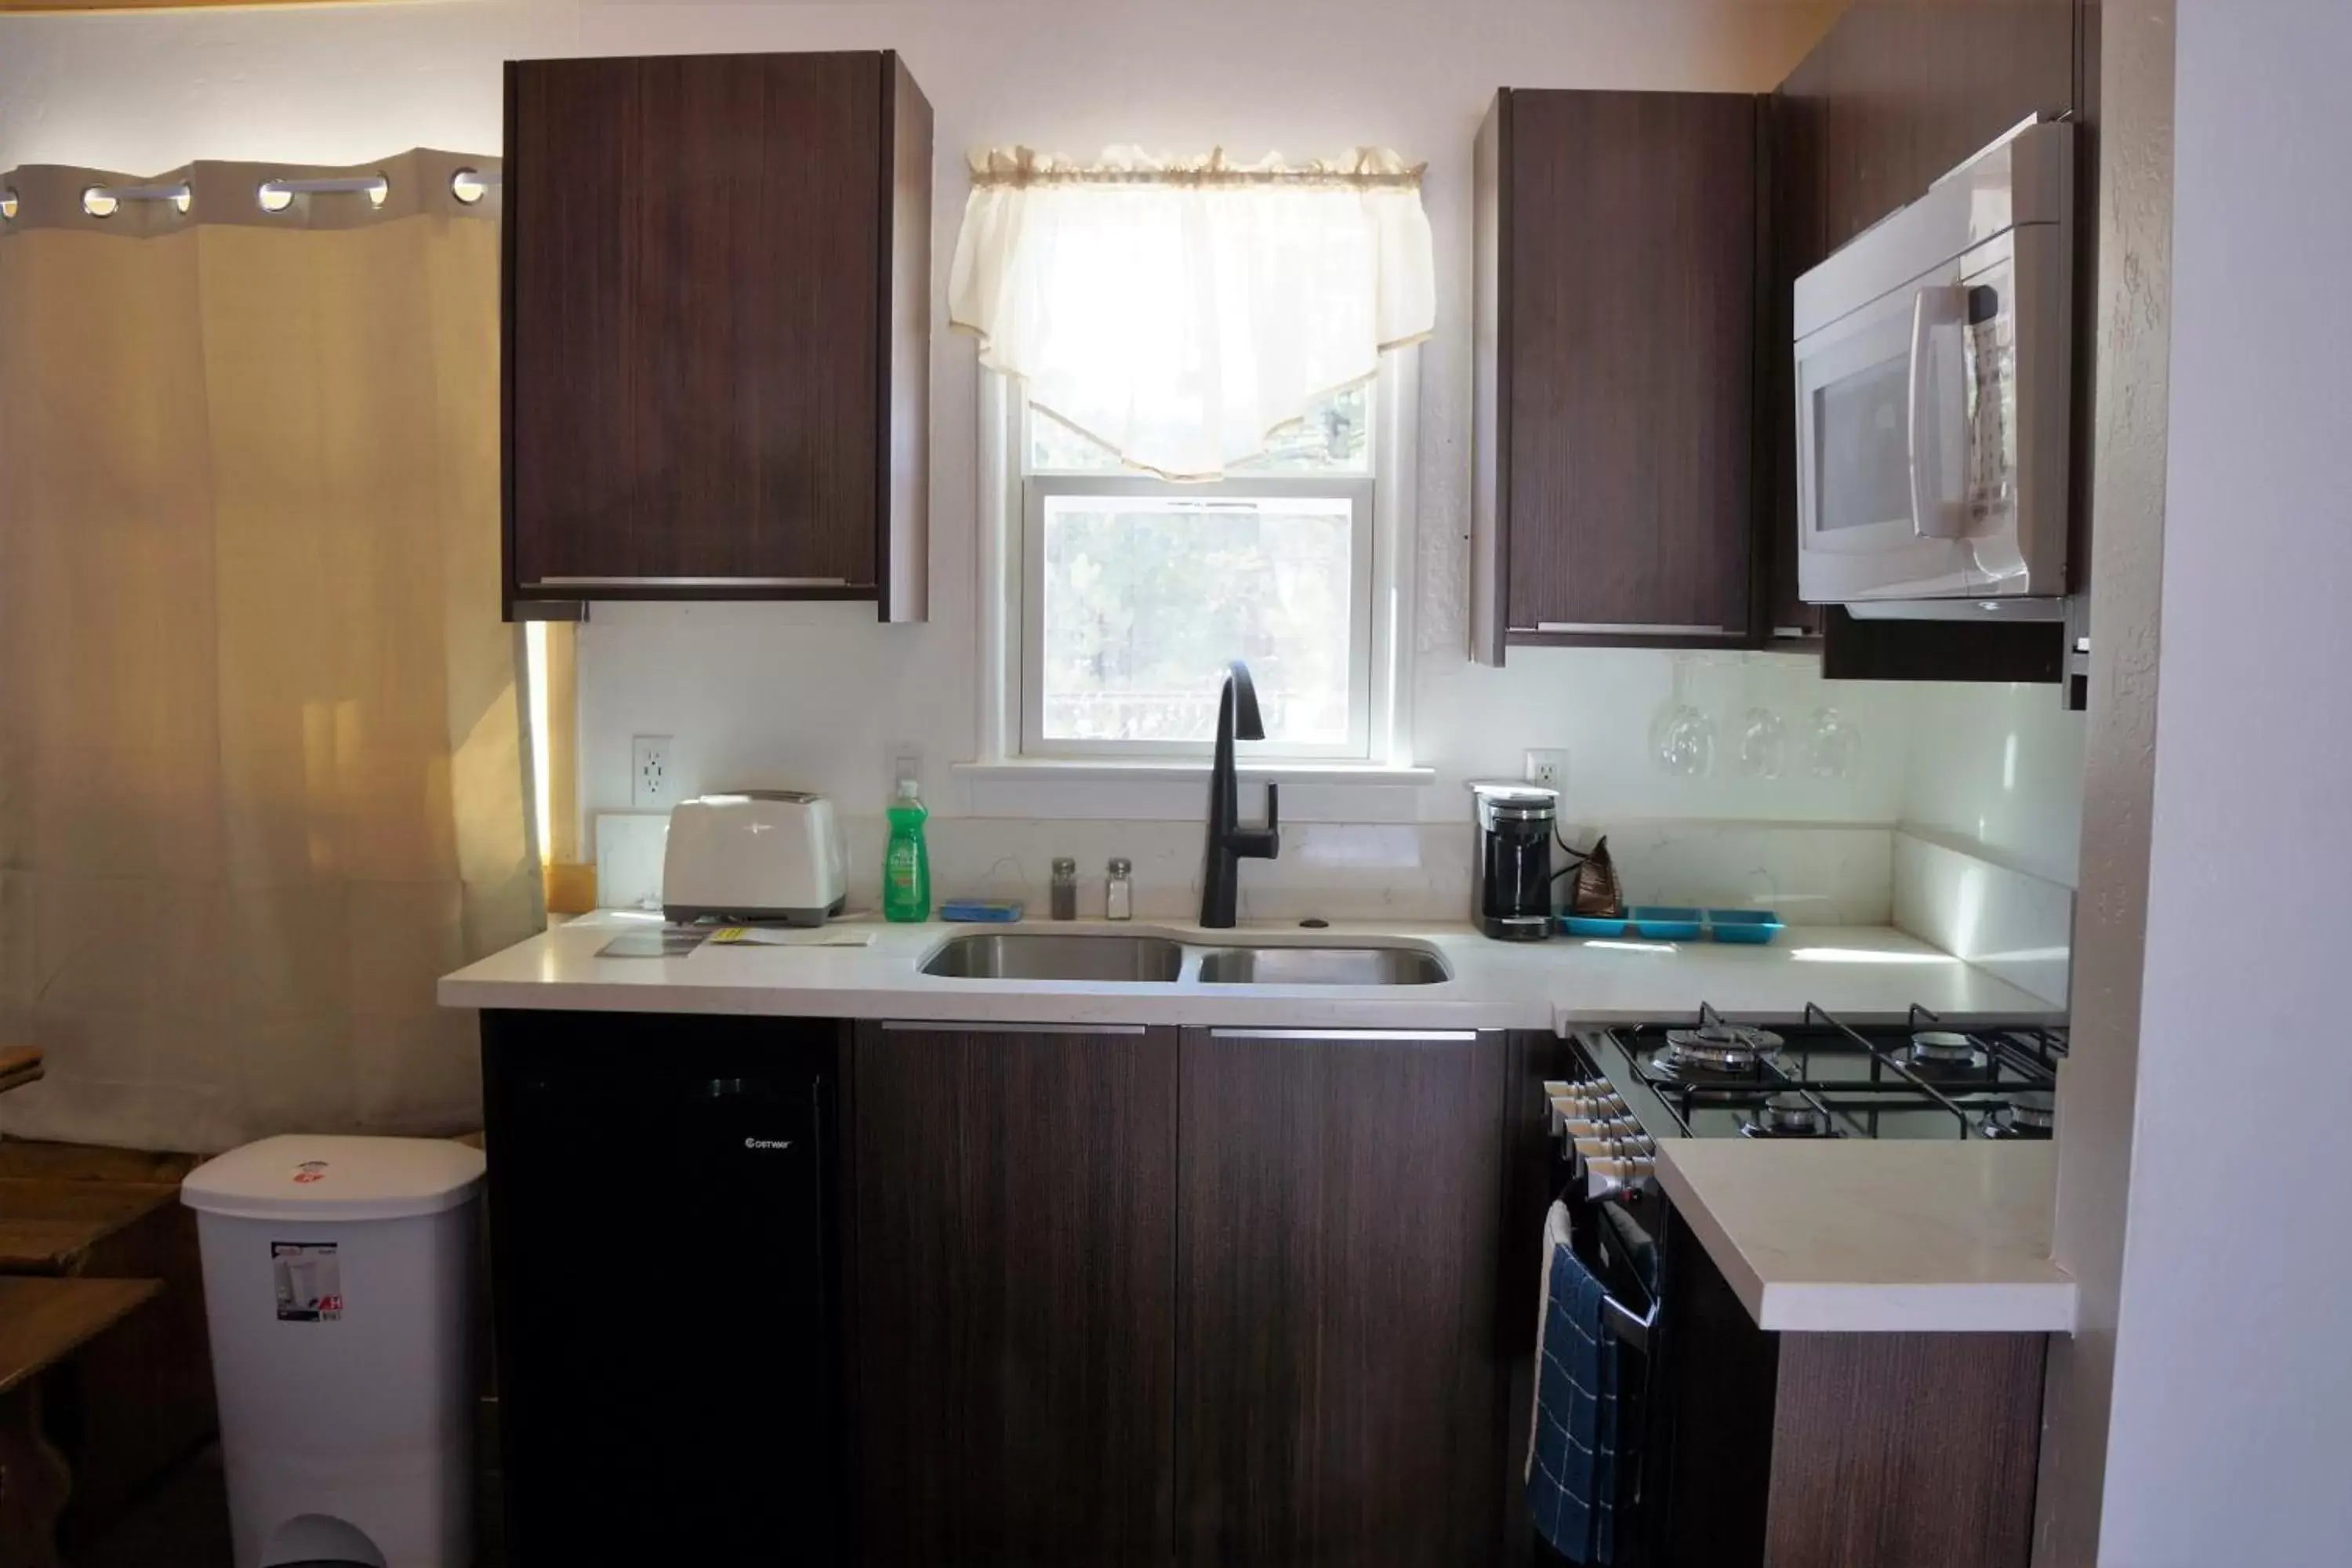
1526;1200;1620;1564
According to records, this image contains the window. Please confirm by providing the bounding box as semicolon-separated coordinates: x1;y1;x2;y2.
1019;386;1377;760
949;145;1434;771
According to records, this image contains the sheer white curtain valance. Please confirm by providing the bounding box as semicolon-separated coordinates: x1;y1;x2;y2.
948;146;1436;479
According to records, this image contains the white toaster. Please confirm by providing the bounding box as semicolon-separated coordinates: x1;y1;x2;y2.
662;791;848;926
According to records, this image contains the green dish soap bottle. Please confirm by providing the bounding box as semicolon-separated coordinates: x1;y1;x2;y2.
883;778;931;922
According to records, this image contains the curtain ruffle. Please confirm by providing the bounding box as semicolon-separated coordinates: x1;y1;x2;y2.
949;146;1436;479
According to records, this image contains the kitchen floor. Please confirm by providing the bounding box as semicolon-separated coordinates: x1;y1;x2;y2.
78;1445;506;1568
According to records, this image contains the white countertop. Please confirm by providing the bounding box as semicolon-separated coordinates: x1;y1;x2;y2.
1653;1140;2078;1334
437;914;2060;1030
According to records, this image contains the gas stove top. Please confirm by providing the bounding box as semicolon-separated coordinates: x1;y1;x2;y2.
1548;1004;2067;1194
1612;1006;2066;1142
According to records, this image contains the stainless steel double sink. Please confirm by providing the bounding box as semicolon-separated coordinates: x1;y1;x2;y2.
917;931;1450;987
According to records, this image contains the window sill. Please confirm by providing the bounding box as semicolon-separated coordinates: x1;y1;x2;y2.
952;760;1436;786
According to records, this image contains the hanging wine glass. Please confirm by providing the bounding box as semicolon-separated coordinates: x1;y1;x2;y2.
1737;706;1787;779
1731;653;1784;779
1806;706;1861;779
1654;655;1715;778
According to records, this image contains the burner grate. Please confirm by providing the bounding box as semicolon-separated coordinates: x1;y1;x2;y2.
1598;1000;2066;1142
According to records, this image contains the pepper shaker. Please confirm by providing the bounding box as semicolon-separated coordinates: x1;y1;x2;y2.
1050;857;1079;920
1105;858;1134;921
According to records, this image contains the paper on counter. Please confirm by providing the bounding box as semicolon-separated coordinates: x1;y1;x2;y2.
596;929;709;959
705;926;878;949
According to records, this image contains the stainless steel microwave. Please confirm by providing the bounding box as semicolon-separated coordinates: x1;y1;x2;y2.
1794;122;2074;619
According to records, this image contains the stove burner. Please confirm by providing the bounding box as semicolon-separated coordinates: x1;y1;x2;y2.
1657;1023;1785;1076
1979;1091;2056;1140
2008;1091;2055;1130
1739;1091;1833;1139
1904;1029;1989;1075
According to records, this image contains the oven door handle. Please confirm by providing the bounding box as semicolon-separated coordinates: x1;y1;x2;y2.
1907;285;1971;541
1602;1293;1658;1354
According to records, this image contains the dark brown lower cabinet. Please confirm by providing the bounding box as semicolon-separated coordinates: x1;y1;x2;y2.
1663;1217;2046;1568
850;1022;1178;1566
1174;1026;1509;1567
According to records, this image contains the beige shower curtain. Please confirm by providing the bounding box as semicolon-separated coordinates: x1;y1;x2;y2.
0;151;540;1152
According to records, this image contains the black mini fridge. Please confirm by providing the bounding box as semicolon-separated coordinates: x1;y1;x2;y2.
480;1011;844;1565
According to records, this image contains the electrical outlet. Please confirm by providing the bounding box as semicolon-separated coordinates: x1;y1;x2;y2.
632;735;674;810
1524;749;1568;790
888;742;924;796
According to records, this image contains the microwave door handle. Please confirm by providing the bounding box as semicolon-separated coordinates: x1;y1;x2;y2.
1906;286;1969;540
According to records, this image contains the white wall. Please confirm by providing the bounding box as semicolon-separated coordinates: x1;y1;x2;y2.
2095;3;2352;1560
4;1;1938;856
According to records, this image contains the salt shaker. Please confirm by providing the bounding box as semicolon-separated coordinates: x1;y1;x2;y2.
1105;858;1134;921
1050;857;1079;920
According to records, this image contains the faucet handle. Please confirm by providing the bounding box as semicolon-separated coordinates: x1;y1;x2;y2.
1264;781;1279;835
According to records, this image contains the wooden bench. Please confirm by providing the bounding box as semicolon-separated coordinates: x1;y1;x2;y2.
0;1174;217;1550
0;1276;160;1568
0;1047;42;1098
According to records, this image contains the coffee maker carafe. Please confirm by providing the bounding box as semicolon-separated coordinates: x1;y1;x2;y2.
1469;782;1561;941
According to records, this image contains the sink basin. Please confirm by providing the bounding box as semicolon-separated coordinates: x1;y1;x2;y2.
920;933;1185;982
1195;946;1451;986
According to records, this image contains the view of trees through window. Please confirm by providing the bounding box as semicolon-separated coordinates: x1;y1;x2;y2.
1038;495;1356;746
1029;383;1371;477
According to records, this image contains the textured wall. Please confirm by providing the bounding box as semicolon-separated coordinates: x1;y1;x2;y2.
2089;2;2352;1561
2035;0;2174;1559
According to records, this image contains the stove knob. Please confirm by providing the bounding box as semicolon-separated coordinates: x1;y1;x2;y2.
1592;1153;1657;1185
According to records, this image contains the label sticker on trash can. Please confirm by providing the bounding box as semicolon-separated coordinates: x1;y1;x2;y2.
272;1242;343;1322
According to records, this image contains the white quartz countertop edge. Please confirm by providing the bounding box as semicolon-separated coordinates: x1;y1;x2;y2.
1653;1141;2080;1335
437;916;2061;1031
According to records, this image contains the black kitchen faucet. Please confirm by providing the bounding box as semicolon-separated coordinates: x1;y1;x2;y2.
1199;660;1280;928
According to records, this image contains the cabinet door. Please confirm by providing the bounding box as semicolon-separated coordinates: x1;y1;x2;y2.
1797;0;2078;261
1174;1028;1508;1566
851;1022;1178;1566
507;53;884;593
481;1013;844;1566
1497;90;1762;647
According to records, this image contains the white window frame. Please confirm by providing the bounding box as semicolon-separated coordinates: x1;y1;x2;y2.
973;349;1421;776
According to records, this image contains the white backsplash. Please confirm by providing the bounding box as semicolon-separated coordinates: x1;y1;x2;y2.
1892;829;2074;1007
597;811;1893;926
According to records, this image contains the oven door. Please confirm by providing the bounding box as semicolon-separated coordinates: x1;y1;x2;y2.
1795;228;2056;607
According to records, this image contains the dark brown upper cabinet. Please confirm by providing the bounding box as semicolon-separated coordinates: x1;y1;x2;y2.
1473;89;1766;662
503;52;931;619
1776;0;2081;278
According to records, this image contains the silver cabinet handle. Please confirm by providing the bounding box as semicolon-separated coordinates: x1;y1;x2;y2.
1519;622;1743;637
878;1020;1148;1036
527;575;855;588
1203;1028;1480;1044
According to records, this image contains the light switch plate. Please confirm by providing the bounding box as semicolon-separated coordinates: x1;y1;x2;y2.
632;735;673;810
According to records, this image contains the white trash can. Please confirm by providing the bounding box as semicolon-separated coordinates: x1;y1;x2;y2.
183;1134;488;1568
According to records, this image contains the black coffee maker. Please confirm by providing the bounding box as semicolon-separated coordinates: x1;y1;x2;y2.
1470;782;1561;940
